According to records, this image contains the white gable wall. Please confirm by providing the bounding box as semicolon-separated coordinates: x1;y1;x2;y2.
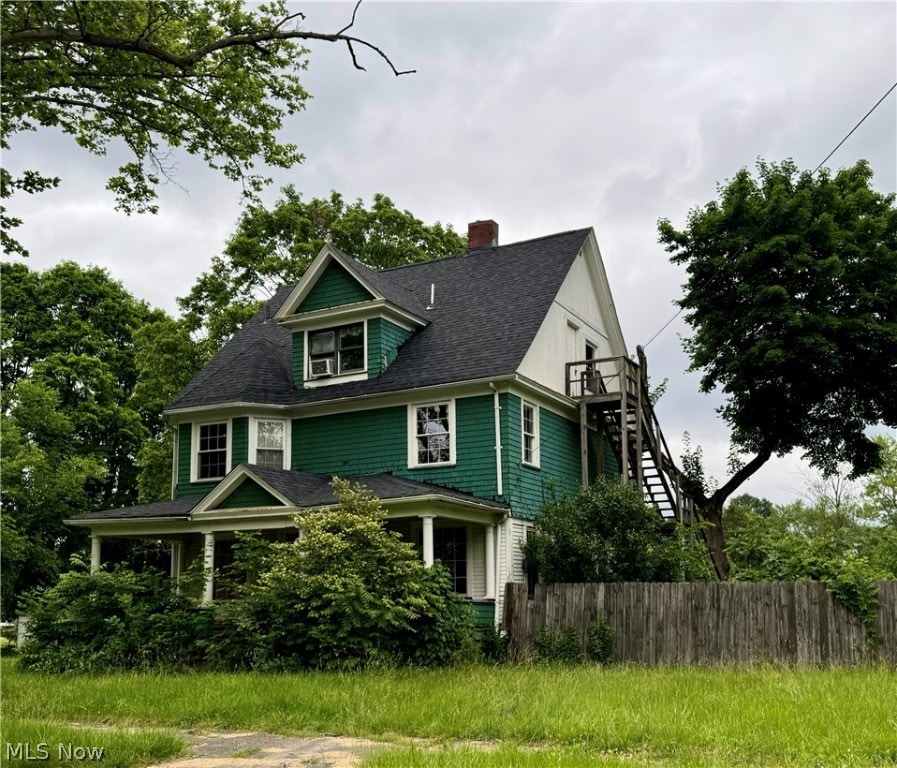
518;234;628;396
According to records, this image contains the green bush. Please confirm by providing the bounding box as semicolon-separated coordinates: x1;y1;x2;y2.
523;478;710;584
19;566;211;672
535;626;582;664
477;624;510;664
224;479;477;670
586;613;613;664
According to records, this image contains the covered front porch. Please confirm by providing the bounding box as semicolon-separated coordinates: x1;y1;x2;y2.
70;465;511;625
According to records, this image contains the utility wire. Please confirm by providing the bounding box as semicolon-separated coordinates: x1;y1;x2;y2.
641;79;897;352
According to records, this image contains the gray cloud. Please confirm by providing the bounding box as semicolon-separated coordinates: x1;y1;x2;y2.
5;0;895;503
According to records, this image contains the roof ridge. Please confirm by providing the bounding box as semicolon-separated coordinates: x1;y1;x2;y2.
380;226;592;274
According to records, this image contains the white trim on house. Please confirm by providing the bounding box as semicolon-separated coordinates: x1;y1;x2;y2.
303;319;369;388
522;400;540;468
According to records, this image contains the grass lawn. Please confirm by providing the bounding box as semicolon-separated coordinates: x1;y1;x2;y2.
2;659;895;766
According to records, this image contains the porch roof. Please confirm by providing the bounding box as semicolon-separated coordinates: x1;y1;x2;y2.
68;467;509;524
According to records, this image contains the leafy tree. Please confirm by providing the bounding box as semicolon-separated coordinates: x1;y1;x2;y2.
659;159;897;578
221;479;476;670
523;478;712;584
0;262;181;614
1;0;411;256
0;381;105;618
180;188;466;349
864;435;897;522
725;490;895;638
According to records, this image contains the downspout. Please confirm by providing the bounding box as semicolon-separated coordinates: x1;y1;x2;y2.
489;382;503;498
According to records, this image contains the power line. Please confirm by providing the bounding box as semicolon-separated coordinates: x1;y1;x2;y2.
641;79;897;352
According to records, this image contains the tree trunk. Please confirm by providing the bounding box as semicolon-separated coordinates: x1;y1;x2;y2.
695;448;772;581
699;499;729;580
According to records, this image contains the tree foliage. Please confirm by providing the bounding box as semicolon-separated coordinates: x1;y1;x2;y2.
659;159;897;577
725;485;896;639
0;261;175;616
219;479;476;670
0;0;411;256
523;479;712;584
179;187;466;349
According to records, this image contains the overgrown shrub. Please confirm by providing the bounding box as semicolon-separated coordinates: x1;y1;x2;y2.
523;478;711;584
223;479;477;670
477;624;510;664
535;626;582;664
19;566;211;672
586;613;613;664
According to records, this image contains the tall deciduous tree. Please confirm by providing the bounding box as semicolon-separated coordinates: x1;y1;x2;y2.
180;188;466;349
0;262;176;615
659;159;897;578
0;0;411;256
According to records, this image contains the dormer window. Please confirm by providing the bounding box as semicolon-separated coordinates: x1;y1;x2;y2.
308;323;365;377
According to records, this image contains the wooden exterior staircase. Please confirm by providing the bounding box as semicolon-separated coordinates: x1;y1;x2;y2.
565;346;695;524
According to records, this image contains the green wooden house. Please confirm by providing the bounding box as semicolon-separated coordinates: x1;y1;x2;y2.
69;220;689;624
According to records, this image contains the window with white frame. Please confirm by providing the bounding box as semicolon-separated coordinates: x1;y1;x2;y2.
308;322;364;377
196;422;228;480
410;402;454;466
254;418;286;469
522;401;540;467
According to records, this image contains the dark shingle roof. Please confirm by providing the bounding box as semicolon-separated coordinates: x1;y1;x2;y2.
70;497;198;521
166;228;591;411
250;466;508;511
71;468;508;521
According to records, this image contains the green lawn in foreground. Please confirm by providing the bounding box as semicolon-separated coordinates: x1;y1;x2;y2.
3;659;896;767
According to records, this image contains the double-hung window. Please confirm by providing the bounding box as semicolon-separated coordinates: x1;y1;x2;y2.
308;323;364;377
522;401;540;467
410;402;455;467
254;419;286;469
197;422;228;480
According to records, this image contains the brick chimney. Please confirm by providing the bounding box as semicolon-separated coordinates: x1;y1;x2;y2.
468;219;499;250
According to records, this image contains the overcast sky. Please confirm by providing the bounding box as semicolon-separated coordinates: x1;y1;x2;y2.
5;1;896;504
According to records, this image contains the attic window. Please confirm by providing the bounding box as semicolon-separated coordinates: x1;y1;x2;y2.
308;323;365;377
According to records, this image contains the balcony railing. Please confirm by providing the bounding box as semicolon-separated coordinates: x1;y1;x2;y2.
565;355;641;400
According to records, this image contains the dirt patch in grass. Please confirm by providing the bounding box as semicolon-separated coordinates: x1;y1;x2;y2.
153;731;386;768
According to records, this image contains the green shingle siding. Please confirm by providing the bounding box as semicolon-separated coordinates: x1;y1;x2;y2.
298;262;372;312
502;395;583;520
367;318;412;376
217;480;280;509
469;600;496;627
177;423;192;494
292;395;500;501
232;416;248;468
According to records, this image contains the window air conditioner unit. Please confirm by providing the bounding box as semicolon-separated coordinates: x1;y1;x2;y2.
310;358;334;378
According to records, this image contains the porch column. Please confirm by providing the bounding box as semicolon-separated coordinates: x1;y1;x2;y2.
202;531;215;603
484;524;496;599
420;514;435;567
170;541;184;581
90;535;102;573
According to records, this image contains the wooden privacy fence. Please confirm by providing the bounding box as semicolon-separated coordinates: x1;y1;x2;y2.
504;581;897;665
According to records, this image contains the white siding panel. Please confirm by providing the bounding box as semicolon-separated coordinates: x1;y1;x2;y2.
469;525;486;598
